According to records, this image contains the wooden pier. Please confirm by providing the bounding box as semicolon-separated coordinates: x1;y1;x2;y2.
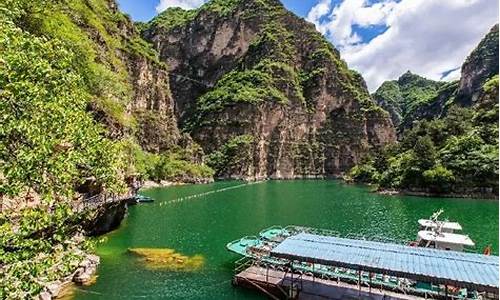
233;262;437;300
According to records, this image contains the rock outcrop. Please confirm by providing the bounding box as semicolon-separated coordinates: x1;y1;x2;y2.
456;24;499;106
108;2;182;152
142;0;396;179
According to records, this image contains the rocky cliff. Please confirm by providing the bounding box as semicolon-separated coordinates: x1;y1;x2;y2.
84;0;182;152
142;0;396;179
456;24;499;106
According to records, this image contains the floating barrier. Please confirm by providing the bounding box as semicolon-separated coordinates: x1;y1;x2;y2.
158;181;265;206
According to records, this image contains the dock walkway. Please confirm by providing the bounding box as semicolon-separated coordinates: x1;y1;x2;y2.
235;265;427;300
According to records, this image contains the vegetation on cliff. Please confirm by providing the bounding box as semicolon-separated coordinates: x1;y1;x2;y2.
1;0;213;199
0;204;96;299
144;0;392;178
0;9;124;203
350;104;498;194
0;2;120;297
373;72;447;128
0;1;211;298
206;135;255;178
122;141;214;182
457;24;499;105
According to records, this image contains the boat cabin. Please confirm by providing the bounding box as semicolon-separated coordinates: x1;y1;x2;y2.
417;230;475;252
418;219;463;233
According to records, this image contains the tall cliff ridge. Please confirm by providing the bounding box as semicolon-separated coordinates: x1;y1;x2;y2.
142;0;396;179
2;0;214;199
374;24;498;134
456;24;499;106
16;0;182;153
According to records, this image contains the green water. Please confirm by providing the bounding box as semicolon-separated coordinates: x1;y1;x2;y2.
74;180;498;300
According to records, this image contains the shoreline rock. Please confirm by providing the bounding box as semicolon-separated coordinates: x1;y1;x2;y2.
143;177;498;200
141;178;214;190
37;254;100;300
377;188;498;200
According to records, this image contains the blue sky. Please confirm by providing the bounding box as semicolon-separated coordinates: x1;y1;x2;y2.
118;0;317;22
118;0;498;91
117;0;379;45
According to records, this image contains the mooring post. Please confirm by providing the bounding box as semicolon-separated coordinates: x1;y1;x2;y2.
369;272;372;293
358;269;361;295
312;263;315;283
266;263;269;287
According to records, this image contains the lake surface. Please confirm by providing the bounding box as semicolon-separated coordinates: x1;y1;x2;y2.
73;180;498;300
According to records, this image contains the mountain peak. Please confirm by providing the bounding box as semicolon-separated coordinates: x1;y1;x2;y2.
148;0;284;30
141;0;396;178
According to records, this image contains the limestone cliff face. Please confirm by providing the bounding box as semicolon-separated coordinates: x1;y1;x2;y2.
456;24;499;106
125;52;180;152
57;0;181;153
143;0;396;179
111;4;181;152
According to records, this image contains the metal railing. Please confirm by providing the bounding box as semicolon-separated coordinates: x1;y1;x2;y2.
73;190;135;213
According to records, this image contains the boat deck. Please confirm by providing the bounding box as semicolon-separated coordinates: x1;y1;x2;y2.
235;266;429;300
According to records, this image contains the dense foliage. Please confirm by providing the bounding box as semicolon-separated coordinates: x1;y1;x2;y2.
373;72;446;127
0;1;124;204
0;3;123;298
363;25;499;196
349;103;499;194
121;141;214;182
206;135;255;177
0;1;213;298
1;0;213;202
0;204;96;299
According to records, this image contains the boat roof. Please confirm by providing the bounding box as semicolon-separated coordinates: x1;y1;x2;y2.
270;232;498;293
417;230;475;246
418;219;462;231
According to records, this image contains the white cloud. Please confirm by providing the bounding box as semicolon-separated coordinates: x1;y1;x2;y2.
306;0;331;34
307;0;499;91
308;0;397;48
441;68;461;82
156;0;206;13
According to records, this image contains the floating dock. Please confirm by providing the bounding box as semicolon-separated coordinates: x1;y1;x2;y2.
234;262;432;300
229;227;499;300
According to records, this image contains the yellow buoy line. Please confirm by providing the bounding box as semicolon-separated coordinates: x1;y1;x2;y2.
158;180;265;206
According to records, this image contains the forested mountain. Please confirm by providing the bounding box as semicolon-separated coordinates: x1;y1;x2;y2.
350;25;499;197
372;71;452;131
0;0;497;298
141;0;396;179
375;25;499;136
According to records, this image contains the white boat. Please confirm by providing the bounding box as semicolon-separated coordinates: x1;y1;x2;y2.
413;210;475;252
416;230;475;251
418;209;462;233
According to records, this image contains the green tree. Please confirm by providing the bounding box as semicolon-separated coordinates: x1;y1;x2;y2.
423;165;455;191
413;135;436;170
0;18;123;203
